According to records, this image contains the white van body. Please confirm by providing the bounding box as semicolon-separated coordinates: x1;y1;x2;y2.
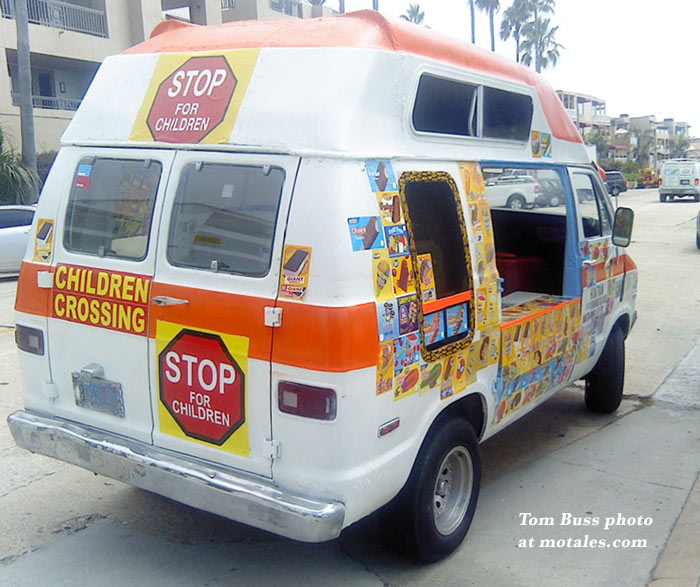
659;159;700;202
9;11;637;561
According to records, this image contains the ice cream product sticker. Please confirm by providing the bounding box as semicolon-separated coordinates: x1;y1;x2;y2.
391;255;416;296
279;245;312;299
376;191;403;225
445;303;469;337
416;253;436;301
348;216;385;251
393;333;420;376
385;224;410;257
365;160;398;192
424;311;445;346
376;300;399;342
372;249;393;301
376;341;394;396
398;293;419;335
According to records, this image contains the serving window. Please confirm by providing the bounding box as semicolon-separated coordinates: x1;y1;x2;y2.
399;171;474;360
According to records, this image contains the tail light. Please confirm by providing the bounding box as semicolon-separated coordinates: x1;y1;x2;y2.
15;324;44;355
278;381;337;420
695;178;698;186
659;179;663;185
534;183;542;194
623;180;627;187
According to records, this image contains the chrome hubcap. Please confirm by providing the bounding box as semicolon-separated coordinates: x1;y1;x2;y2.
433;446;473;536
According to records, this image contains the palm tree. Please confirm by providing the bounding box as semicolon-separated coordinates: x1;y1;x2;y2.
500;0;529;63
372;0;379;10
475;0;500;52
585;129;611;162
669;134;691;158
0;126;39;205
401;4;425;24
468;0;476;43
631;127;655;169
527;0;555;21
519;17;563;72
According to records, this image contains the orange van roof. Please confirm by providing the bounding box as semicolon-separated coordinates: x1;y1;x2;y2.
125;10;582;144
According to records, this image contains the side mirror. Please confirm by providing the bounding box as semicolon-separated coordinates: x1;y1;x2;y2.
612;207;634;247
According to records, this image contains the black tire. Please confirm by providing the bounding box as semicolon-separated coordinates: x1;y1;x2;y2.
660;193;667;202
611;186;620;197
694;194;699;202
506;194;526;210
380;417;481;563
696;232;700;249
549;195;560;207
585;325;625;413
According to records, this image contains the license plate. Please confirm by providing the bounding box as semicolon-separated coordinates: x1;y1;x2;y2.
72;371;125;418
681;179;690;185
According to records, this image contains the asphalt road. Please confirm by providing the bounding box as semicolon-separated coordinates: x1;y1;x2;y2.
1;188;699;586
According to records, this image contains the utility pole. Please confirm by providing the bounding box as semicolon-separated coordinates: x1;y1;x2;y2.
15;0;37;203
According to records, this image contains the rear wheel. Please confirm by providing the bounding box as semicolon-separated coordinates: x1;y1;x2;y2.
585;325;625;413
611;186;620;197
549;195;560;207
696;232;700;249
660;193;667;202
381;418;481;563
694;194;699;202
506;194;526;210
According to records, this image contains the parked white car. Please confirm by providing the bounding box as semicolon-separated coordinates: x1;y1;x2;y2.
0;205;35;273
485;174;541;209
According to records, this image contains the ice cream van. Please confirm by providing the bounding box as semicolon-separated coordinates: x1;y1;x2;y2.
8;11;637;562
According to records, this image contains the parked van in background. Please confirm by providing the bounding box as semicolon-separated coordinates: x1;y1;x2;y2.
658;159;700;202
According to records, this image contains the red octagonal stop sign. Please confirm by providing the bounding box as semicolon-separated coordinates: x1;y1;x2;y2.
147;56;237;144
159;329;245;445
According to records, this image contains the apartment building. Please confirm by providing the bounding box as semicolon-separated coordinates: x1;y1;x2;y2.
1;0;334;153
556;89;611;138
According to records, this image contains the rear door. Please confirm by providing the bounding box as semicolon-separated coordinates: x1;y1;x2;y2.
48;147;174;442
150;151;298;477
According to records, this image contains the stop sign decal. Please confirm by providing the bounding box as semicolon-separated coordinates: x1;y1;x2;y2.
130;50;260;145
146;56;236;144
159;327;246;446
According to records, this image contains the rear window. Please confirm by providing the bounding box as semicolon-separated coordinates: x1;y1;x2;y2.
64;158;162;260
482;87;533;141
167;163;285;277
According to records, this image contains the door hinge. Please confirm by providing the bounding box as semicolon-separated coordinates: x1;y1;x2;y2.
263;439;281;460
264;307;283;328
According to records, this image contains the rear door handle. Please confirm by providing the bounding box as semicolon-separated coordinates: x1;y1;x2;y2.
152;295;189;306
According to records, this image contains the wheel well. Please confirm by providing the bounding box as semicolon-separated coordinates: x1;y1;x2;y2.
435;393;487;440
614;314;631;339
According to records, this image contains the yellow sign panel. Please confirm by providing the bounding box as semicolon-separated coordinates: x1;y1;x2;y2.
130;49;260;144
156;320;250;455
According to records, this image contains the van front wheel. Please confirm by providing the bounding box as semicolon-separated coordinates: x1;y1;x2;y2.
585;325;625;413
660;194;667;202
381;418;481;562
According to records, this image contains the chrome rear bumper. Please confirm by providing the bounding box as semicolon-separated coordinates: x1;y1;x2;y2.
7;410;345;542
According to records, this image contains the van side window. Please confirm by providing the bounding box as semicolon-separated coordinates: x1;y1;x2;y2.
167;163;285;277
64;158;162;260
400;172;473;356
482;87;533;141
412;75;478;137
572;171;613;238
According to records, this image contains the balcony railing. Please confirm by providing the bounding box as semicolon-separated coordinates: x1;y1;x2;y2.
1;0;108;38
221;0;235;8
12;92;81;111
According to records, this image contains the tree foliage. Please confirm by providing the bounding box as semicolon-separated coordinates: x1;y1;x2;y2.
500;0;530;63
0;126;39;205
475;0;500;52
401;3;425;24
519;16;563;72
669;134;691;159
585;129;611;161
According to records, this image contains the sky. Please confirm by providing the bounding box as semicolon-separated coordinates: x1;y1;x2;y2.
331;0;700;135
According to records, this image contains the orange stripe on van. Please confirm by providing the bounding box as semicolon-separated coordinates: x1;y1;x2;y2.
125;11;581;144
150;283;378;372
14;262;51;317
